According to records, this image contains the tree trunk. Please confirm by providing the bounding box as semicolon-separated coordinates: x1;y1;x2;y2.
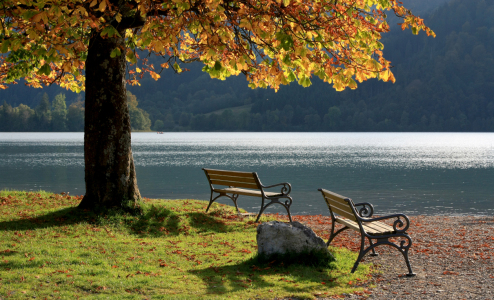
78;30;141;210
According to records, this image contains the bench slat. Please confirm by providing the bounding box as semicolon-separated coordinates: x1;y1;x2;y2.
320;189;348;203
208;174;257;184
210;179;259;190
335;217;361;231
364;221;394;235
327;202;357;221
204;169;255;178
336;218;387;235
323;197;356;220
214;187;282;198
363;221;394;233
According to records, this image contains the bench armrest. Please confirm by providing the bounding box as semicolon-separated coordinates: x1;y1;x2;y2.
353;202;374;218
261;182;292;195
360;213;410;233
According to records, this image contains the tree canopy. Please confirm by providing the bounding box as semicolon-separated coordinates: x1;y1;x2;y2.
1;0;434;210
1;0;433;92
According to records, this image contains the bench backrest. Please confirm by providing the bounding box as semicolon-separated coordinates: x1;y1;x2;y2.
203;168;261;190
319;188;358;221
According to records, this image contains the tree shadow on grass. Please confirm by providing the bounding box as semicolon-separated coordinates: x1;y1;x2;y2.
189;256;340;297
0;204;239;238
0;207;95;232
129;210;234;237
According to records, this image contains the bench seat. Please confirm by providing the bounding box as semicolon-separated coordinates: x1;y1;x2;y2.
214;187;283;198
334;217;395;236
203;168;293;222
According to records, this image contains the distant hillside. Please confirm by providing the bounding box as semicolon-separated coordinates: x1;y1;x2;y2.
3;0;494;132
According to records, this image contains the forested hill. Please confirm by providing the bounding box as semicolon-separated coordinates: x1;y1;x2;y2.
1;0;494;132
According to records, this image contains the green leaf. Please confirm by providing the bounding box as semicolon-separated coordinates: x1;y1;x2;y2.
173;62;182;73
298;76;312;87
287;71;296;82
110;48;121;58
21;10;38;20
282;55;291;65
101;26;120;38
37;63;51;76
275;32;294;51
213;61;222;71
411;27;418;35
126;51;137;64
0;40;10;53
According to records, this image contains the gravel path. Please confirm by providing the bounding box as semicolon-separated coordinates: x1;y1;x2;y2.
299;215;494;299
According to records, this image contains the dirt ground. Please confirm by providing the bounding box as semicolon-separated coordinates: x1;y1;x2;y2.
296;215;494;299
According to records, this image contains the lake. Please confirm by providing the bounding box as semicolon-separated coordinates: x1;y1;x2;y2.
0;132;493;216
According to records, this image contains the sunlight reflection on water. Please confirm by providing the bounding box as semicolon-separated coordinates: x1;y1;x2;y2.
0;132;493;216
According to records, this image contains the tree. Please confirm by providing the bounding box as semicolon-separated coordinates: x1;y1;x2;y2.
324;106;341;131
67;100;85;131
35;93;52;131
52;93;68;131
127;91;151;130
0;0;433;211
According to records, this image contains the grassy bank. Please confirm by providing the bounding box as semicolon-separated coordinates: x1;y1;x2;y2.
0;190;373;299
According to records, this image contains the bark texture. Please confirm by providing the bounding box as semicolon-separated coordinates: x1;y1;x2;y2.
78;30;141;209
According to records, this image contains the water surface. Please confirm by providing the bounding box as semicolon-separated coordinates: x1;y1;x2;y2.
0;132;493;216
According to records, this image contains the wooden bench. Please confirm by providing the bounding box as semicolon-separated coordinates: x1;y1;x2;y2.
203;168;293;222
318;188;415;276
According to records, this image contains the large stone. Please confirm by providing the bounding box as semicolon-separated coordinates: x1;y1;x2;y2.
256;221;330;257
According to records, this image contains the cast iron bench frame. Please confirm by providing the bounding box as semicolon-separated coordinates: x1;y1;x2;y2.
318;188;415;276
203;168;293;222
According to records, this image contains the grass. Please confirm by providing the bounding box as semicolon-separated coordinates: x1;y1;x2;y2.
0;190;373;299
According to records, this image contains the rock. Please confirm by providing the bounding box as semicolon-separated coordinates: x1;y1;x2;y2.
256;221;331;257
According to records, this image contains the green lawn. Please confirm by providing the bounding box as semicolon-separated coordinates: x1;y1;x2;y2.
0;190;373;299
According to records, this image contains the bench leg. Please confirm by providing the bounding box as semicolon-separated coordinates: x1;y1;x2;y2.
205;193;240;214
351;235;416;276
205;191;216;213
384;235;415;276
255;196;293;222
400;238;415;277
255;198;267;222
279;196;293;222
368;237;379;256
351;235;368;273
230;194;240;213
326;223;350;246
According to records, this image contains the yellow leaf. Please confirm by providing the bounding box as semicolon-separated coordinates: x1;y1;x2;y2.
348;78;357;89
379;69;390;81
365;59;381;72
150;72;161;80
239;19;252;31
388;71;396;83
136;67;141;73
116;13;122;23
153;41;163;52
333;80;345;91
99;0;106;12
90;0;98;7
355;71;367;83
